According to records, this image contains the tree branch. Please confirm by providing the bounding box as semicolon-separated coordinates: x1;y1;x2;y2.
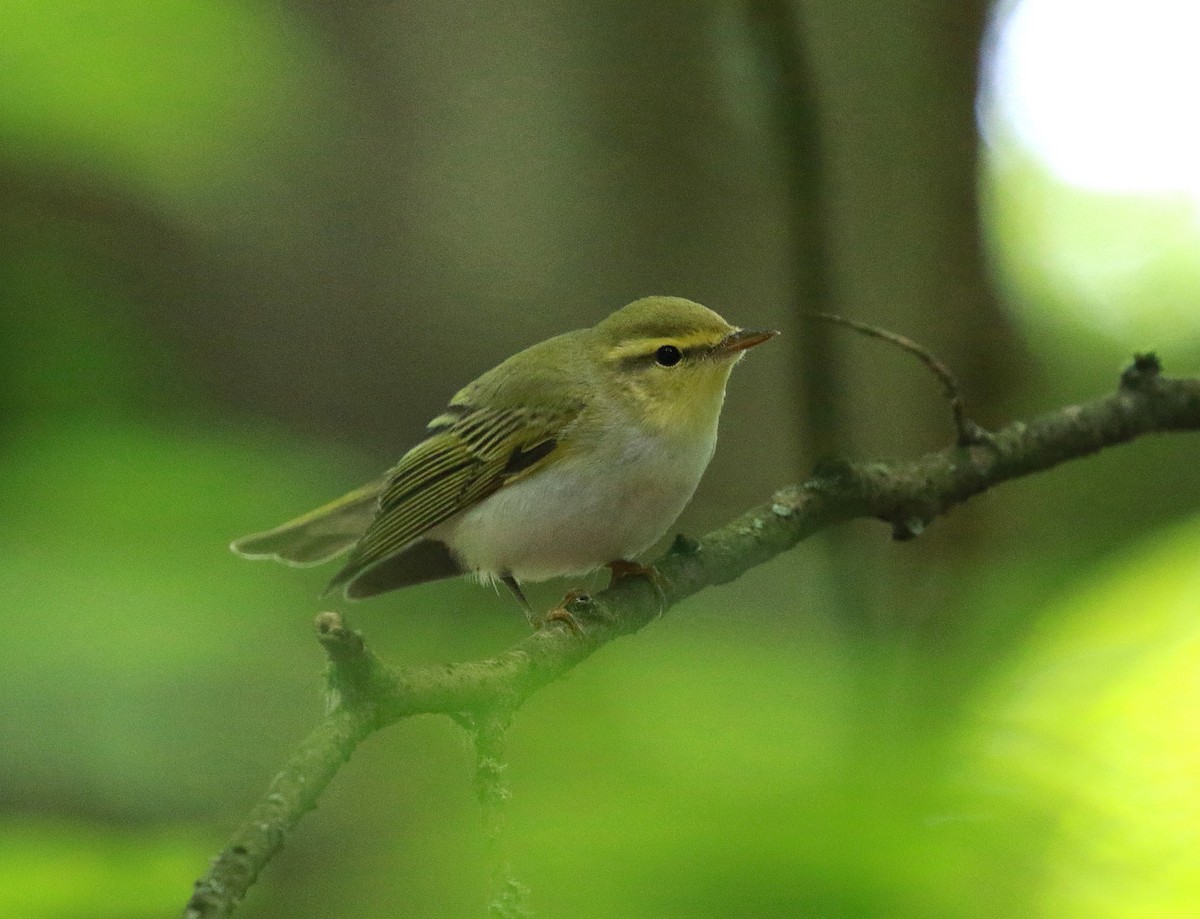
469;708;532;918
183;356;1200;918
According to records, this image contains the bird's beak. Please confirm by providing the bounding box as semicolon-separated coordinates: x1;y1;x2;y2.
718;328;779;354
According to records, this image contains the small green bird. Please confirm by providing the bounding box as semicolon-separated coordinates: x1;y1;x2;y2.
231;296;776;621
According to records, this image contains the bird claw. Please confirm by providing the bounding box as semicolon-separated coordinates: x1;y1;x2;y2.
606;559;654;584
606;559;668;615
530;561;669;632
532;589;588;634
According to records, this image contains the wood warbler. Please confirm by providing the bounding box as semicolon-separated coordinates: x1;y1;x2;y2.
231;296;776;620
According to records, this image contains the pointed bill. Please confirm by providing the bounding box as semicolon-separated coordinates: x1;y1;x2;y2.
718;328;779;354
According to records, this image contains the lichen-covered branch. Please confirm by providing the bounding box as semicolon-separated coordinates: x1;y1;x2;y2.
182;705;375;918
470;709;532;918
182;357;1200;918
183;615;385;919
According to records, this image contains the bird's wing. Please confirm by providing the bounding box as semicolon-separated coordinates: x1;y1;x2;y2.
325;399;581;595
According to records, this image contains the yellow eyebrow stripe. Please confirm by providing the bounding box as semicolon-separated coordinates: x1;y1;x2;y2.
604;330;723;363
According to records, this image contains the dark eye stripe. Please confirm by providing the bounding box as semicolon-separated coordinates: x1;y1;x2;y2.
617;341;712;371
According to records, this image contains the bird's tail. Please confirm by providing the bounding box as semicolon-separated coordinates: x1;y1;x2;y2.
230;477;386;567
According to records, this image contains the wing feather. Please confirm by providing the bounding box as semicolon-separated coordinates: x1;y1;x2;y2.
325;402;579;595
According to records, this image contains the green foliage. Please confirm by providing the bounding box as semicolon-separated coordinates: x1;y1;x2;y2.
0;820;205;919
0;227;176;418
965;516;1200;919
0;0;330;201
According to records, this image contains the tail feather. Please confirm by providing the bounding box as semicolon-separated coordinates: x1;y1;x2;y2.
326;538;464;600
230;478;385;568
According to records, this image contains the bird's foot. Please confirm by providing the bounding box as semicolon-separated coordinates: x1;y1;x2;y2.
533;589;588;634
606;559;656;584
606;559;668;614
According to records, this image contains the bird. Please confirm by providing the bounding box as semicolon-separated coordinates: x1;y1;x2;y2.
231;296;777;624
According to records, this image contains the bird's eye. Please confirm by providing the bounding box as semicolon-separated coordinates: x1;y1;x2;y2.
655;345;683;367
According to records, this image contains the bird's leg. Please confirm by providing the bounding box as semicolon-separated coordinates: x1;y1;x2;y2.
500;574;538;627
606;559;668;613
503;573;585;633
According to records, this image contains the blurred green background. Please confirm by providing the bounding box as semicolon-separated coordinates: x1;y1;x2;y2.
3;1;1199;917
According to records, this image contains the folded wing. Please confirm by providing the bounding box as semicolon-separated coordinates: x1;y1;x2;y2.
324;401;576;597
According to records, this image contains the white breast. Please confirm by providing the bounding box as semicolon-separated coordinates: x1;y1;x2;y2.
432;418;718;583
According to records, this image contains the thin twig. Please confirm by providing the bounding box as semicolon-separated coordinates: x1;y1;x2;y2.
801;312;990;446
